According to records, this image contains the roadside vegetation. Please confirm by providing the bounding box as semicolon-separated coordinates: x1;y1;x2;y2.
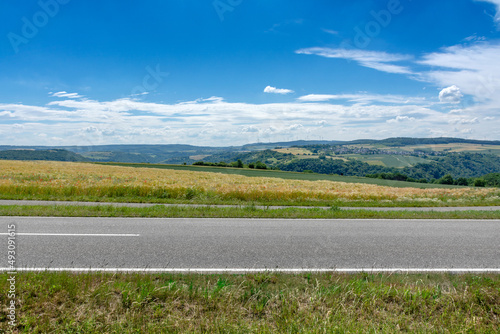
2;204;500;219
2;160;499;207
1;272;498;333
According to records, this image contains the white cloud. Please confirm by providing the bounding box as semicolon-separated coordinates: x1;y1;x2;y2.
0;111;15;117
51;91;83;99
387;115;416;123
439;85;463;104
131;91;149;96
463;34;487;42
264;86;294;94
2;93;499;146
298;93;426;105
296;47;413;74
289;124;304;131
242;125;259;133
418;42;500;104
448;117;479;124
296;42;499;115
476;0;500;23
297;94;337;102
322;29;339;35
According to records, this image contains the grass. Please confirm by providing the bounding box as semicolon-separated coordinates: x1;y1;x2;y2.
2;160;500;208
95;161;457;188
401;143;500;155
273;147;314;155
1;204;500;219
346;154;432;168
1;272;498;333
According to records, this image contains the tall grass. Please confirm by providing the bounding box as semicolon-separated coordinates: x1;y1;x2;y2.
2;204;500;219
1;160;499;206
1;272;498;333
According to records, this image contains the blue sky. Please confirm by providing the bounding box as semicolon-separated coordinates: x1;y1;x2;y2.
1;0;500;146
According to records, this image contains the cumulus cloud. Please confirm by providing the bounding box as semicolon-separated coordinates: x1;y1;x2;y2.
296;42;499;111
289;124;304;131
296;47;413;74
242;125;260;133
264;86;294;94
0;111;15;117
387;115;416;123
439;85;463;104
418;43;500;104
84;126;99;133
1;93;498;146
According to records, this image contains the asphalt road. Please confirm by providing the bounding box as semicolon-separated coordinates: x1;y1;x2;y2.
1;200;500;211
1;217;499;272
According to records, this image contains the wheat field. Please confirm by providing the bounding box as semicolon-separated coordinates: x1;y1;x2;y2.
1;160;498;205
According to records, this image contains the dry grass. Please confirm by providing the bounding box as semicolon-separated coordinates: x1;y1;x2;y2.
1;160;499;205
1;272;498;333
402;143;500;153
273;147;313;155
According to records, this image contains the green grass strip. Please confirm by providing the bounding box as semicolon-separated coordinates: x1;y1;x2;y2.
1;205;500;219
2;193;500;208
1;272;498;333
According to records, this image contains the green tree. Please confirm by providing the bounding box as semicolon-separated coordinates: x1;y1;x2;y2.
255;161;267;169
474;178;486;187
438;174;454;185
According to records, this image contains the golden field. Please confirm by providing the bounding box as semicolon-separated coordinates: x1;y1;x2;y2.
0;160;499;205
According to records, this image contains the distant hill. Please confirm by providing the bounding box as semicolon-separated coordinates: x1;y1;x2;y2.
60;144;238;154
1;137;500;167
0;149;88;162
350;137;500;147
241;140;345;150
1;137;499;156
242;137;500;149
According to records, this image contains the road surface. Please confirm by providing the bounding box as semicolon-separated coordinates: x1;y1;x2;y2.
1;217;499;272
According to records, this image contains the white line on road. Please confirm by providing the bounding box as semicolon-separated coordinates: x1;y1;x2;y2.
2;268;500;273
0;233;140;237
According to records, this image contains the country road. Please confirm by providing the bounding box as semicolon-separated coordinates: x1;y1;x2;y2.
1;217;499;272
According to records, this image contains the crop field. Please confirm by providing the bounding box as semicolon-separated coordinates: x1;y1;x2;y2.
1;160;499;206
338;143;500;156
346;154;433;168
273;147;314;155
96;161;461;189
399;143;500;155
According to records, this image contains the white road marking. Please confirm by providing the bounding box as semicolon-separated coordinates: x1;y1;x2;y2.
2;268;500;273
0;233;139;237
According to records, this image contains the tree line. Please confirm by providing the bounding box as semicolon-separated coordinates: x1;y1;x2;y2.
193;160;268;169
